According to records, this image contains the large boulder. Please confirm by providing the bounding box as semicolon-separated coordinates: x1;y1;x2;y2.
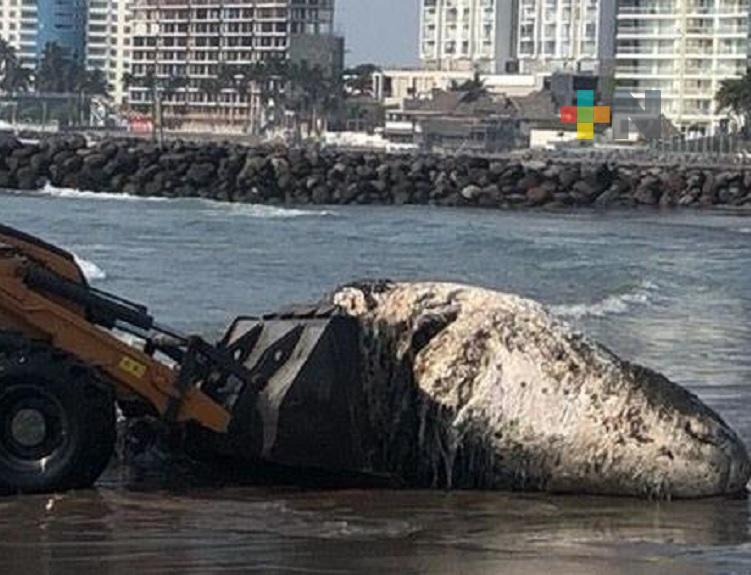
322;282;750;498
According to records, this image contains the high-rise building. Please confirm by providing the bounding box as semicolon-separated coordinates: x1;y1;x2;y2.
516;0;616;73
128;0;341;131
615;0;748;135
290;0;334;34
86;0;133;105
0;0;86;67
419;0;517;74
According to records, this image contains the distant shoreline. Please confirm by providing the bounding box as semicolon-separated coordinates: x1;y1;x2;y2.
0;134;750;211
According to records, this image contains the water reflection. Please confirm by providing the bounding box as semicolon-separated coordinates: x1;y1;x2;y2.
0;483;748;574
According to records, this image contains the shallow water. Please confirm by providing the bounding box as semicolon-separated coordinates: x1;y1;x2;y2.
1;187;750;574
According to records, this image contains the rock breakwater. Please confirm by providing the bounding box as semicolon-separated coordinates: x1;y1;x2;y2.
1;134;751;209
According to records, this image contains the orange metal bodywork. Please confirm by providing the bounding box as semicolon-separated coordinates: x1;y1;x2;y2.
0;233;230;433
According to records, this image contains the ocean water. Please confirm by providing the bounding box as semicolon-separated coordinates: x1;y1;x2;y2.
0;186;750;574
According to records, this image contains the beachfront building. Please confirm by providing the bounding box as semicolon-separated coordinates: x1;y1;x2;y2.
128;0;342;133
86;0;133;105
419;0;517;74
0;0;86;67
615;0;749;135
372;68;546;107
290;0;334;34
515;0;616;74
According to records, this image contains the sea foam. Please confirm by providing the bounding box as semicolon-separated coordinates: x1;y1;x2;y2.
550;281;659;320
29;183;334;218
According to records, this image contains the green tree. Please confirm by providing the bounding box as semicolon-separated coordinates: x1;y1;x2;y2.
716;75;751;133
74;66;111;123
237;59;288;136
450;72;488;104
200;75;224;128
36;43;71;93
76;67;109;97
0;39;31;93
287;61;339;138
343;63;379;97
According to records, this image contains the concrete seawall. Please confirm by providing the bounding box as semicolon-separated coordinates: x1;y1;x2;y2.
2;135;751;209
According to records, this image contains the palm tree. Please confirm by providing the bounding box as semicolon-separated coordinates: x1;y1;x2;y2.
215;63;244;128
451;72;488;104
287;61;334;138
36;43;70;93
231;65;256;134
238;60;283;136
126;68;159;138
0;39;30;94
0;61;31;94
343;63;379;97
160;73;188;134
716;75;751;134
129;69;188;141
257;59;286;134
80;68;109;97
72;66;111;124
200;75;224;129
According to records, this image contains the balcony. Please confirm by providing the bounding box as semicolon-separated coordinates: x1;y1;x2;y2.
683;70;714;78
617;5;675;15
616;66;677;76
684;27;717;35
715;26;746;35
617;27;680;37
616;47;678;57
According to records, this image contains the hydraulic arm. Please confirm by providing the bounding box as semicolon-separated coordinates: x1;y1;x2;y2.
0;224;362;495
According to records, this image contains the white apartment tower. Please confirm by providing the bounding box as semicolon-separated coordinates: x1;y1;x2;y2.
420;0;516;73
0;0;21;58
86;0;133;105
516;0;616;73
615;0;748;135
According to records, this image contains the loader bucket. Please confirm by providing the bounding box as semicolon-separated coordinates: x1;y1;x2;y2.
197;309;373;477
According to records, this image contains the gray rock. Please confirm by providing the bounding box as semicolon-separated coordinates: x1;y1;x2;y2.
392;183;412;205
186;162;215;186
460;184;482;201
0;170;14;188
594;185;621;207
82;153;107;170
526;186;553;206
311;184;331;204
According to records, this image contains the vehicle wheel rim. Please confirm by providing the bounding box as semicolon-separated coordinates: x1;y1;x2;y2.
0;385;68;471
11;408;47;448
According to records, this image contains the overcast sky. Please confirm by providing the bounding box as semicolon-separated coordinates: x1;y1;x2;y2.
335;0;420;67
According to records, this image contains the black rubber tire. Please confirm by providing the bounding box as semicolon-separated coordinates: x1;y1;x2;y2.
0;334;116;494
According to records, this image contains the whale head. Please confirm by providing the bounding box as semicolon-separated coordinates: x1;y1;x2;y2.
332;281;751;498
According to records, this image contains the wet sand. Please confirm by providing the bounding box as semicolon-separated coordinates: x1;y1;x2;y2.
0;465;748;575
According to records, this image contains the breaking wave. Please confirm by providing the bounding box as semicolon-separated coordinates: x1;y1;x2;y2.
26;183;334;218
36;182;169;202
73;254;107;282
551;281;659;320
201;199;335;219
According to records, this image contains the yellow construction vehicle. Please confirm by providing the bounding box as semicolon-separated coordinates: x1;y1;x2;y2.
0;224;361;493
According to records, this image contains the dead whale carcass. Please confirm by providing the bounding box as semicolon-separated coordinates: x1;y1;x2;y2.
214;281;750;498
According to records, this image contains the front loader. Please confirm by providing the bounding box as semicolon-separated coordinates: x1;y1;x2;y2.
0;224;363;493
